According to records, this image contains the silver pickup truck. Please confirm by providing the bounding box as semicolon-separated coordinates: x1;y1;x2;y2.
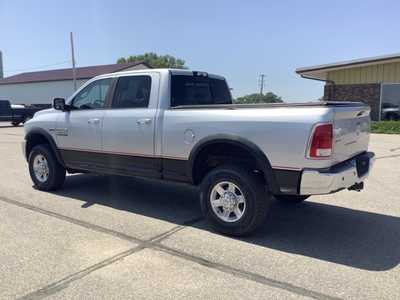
23;69;375;236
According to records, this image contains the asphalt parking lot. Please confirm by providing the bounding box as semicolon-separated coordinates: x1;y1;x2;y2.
0;122;399;300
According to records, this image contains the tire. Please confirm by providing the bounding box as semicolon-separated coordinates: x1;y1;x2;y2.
11;121;20;126
385;112;399;121
200;165;272;236
28;144;66;191
275;195;309;204
23;116;32;123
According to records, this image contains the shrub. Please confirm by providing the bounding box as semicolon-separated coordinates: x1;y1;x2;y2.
371;121;400;134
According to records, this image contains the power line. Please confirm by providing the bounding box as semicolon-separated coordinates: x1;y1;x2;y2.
4;60;71;73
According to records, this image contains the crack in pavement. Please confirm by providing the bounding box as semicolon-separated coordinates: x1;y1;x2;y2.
376;154;400;160
0;195;202;246
0;195;143;244
18;245;146;300
17;222;205;300
147;216;205;243
153;244;341;300
1;133;23;136
0;196;341;300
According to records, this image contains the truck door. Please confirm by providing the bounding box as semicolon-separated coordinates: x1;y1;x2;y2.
102;73;160;178
56;78;112;152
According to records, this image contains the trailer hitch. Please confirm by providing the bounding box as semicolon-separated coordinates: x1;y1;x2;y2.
348;182;364;192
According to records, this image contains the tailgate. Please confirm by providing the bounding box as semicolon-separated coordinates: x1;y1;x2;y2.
332;104;371;162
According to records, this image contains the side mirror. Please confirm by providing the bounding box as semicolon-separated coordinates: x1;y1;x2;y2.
53;98;68;111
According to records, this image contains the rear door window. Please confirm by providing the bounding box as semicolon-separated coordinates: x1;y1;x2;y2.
111;76;152;109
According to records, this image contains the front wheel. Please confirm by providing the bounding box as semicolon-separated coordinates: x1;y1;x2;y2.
28;144;66;191
200;165;272;236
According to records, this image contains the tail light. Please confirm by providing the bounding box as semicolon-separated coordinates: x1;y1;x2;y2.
308;124;333;158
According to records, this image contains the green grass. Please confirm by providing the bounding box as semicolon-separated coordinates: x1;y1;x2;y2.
371;121;400;134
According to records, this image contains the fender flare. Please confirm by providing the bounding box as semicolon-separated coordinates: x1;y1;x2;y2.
187;134;280;194
25;128;65;167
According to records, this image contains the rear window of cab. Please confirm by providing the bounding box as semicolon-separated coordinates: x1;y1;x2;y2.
171;75;232;107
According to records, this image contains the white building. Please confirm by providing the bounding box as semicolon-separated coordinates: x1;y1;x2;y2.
0;61;150;105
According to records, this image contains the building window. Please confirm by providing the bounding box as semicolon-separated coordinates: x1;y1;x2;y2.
381;84;400;121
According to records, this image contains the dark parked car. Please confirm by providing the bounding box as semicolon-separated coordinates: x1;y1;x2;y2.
0;100;49;126
381;102;400;121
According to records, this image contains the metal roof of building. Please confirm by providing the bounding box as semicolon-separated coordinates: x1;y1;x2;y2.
0;61;150;85
296;53;400;81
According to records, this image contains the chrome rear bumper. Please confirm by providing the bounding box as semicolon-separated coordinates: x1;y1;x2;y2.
300;152;375;195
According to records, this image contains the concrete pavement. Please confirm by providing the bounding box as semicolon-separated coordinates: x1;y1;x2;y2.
0;123;399;299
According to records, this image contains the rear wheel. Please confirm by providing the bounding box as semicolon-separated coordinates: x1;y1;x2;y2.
200;165;272;236
275;195;309;204
28;144;66;191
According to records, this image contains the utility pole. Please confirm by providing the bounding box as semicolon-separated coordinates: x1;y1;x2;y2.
0;50;3;79
70;32;77;91
259;74;266;95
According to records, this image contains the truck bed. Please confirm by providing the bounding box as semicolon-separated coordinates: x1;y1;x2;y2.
170;101;368;110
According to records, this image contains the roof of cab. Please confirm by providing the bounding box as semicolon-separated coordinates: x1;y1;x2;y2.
98;68;225;80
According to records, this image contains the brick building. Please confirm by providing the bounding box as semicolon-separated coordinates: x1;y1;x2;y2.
296;53;400;121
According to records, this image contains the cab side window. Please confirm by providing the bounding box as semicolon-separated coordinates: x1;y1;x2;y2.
72;78;111;110
112;76;152;109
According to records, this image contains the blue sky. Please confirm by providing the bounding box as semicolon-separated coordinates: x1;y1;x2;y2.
1;0;400;101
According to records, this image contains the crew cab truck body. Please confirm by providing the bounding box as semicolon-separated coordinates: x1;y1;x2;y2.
23;69;375;236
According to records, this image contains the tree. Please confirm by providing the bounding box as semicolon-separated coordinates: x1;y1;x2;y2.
117;52;187;69
234;92;283;104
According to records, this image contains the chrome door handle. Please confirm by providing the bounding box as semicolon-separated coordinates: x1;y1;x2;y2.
88;118;100;125
136;118;152;125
